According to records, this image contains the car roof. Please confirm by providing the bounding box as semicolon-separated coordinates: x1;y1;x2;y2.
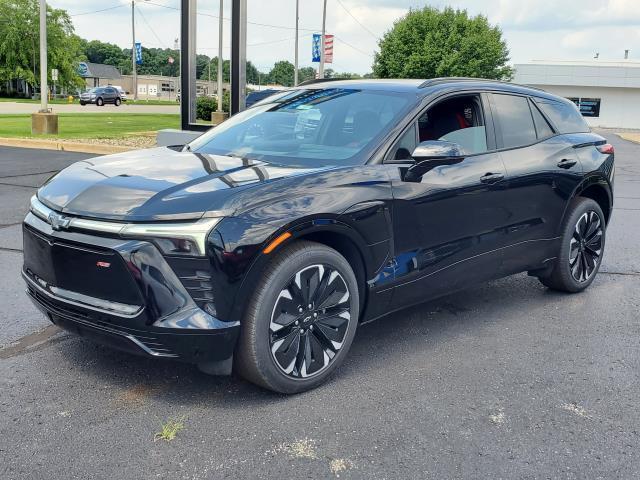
297;77;560;101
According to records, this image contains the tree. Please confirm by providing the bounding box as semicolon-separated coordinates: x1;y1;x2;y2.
373;7;513;80
267;60;295;87
297;66;316;84
0;0;84;94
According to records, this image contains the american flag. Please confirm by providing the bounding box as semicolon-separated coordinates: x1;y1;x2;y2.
324;35;334;64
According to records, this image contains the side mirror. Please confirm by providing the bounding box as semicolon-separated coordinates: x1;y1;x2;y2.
404;140;465;182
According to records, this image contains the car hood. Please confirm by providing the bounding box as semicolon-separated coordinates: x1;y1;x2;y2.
37;147;330;221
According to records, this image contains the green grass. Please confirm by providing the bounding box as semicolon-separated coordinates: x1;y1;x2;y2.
0;113;180;139
153;417;185;442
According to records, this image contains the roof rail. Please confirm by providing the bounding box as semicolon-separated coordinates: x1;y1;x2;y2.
297;77;349;86
418;76;545;92
418;77;510;88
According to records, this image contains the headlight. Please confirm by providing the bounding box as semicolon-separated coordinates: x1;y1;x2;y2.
30;196;221;257
120;218;222;256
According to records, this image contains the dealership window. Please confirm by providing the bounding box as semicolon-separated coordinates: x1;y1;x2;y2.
161;82;175;93
567;97;601;118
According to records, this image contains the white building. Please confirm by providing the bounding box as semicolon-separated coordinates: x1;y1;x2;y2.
513;60;640;129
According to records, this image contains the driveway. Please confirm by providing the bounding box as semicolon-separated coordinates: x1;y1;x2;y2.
0;101;179;115
0;134;639;479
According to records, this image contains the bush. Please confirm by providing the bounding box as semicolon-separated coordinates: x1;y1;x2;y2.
196;96;216;121
196;91;230;121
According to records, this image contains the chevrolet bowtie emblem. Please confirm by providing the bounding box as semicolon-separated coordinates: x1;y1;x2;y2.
48;211;71;231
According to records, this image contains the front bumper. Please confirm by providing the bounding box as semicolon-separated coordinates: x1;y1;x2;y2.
22;212;239;364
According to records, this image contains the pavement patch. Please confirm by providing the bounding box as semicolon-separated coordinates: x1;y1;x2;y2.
0;324;62;359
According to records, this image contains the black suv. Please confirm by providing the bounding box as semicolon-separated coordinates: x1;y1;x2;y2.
23;78;614;393
79;86;122;106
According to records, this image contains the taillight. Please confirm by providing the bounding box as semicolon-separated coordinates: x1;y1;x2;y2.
597;143;614;154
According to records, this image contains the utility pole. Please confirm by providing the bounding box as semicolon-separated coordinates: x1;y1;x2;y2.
294;0;299;86
217;0;224;112
39;0;48;112
319;0;327;79
132;1;138;100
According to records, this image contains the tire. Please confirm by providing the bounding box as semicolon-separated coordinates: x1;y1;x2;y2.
114;98;121;106
539;197;606;293
235;240;360;394
96;97;104;106
80;101;86;106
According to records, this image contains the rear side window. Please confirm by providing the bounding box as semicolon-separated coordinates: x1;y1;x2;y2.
534;99;589;133
530;101;554;139
491;94;537;149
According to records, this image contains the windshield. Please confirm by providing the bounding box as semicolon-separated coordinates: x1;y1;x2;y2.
188;88;411;166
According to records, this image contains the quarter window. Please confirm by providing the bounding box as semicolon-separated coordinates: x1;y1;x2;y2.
491;94;537;149
530;101;554;139
534;99;590;133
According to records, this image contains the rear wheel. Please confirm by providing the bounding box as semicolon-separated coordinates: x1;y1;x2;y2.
235;241;359;394
539;197;605;292
96;97;104;106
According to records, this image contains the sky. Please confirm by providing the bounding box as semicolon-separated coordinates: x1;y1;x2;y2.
50;0;640;74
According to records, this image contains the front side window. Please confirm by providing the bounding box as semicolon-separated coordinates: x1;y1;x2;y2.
188;88;411;167
419;94;488;154
491;94;537;149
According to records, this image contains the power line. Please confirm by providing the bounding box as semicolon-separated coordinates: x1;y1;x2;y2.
136;4;168;48
70;4;127;17
334;35;373;58
335;0;379;40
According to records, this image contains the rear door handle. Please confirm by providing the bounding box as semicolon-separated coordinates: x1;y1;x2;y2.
480;172;504;184
557;158;577;169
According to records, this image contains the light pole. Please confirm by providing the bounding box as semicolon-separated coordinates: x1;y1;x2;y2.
294;0;299;86
131;1;138;100
319;0;327;79
39;0;48;112
217;0;224;112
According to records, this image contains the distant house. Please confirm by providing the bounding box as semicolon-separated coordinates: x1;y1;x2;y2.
78;62;123;89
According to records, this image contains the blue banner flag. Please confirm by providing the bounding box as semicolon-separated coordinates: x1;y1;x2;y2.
312;34;321;63
135;42;143;65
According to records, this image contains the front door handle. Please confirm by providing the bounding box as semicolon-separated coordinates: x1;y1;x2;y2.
557;158;577;169
480;172;504;184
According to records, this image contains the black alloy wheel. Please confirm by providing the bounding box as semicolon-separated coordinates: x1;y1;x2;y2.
269;264;351;378
235;241;359;394
539;197;606;293
569;210;603;283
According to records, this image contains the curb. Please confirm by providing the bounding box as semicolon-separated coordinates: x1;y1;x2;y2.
0;137;136;155
617;133;640;145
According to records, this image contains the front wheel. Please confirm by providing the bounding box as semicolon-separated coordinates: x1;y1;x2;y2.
96;97;104;106
539;197;606;292
235;241;359;394
114;98;121;106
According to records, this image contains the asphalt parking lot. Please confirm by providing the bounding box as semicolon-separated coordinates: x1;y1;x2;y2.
1;133;639;479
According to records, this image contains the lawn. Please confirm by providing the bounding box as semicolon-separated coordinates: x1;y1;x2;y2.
0;113;180;139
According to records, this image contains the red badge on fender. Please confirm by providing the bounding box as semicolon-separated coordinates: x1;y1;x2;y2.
96;261;111;268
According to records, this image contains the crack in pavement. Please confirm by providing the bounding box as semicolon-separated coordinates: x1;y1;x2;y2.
600;270;640;277
0;181;38;189
0;170;59;179
0;246;23;253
